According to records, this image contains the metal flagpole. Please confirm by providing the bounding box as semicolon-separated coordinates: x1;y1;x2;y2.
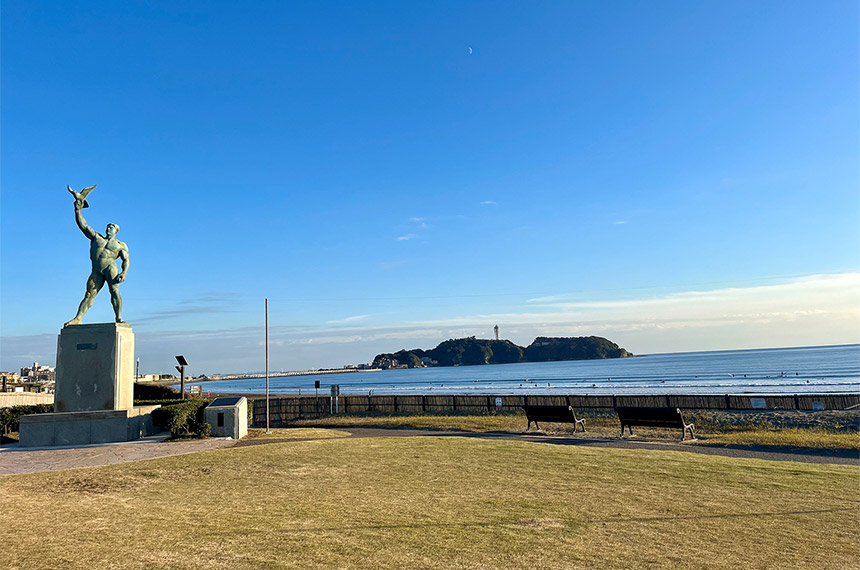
265;298;270;433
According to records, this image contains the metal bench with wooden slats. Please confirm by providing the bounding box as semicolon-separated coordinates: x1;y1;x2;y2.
615;406;696;440
522;405;586;432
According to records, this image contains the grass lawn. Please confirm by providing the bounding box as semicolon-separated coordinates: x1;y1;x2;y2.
290;411;860;450
700;428;860;449
243;427;352;440
294;413;532;433
1;435;857;569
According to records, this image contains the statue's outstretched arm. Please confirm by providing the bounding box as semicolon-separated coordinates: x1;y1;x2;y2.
117;245;129;283
74;200;97;240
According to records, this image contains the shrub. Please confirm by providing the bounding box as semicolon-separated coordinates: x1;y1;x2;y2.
134;399;184;406
134;382;180;400
0;404;53;434
195;421;212;438
151;400;212;438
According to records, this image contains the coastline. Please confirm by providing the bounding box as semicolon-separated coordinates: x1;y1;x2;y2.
151;367;382;386
162;345;859;398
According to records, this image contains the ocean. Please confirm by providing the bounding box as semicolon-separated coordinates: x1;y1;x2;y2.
182;344;860;397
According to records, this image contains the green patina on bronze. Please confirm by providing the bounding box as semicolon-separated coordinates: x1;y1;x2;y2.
64;185;130;326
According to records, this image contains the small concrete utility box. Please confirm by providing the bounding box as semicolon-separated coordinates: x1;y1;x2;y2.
205;397;248;439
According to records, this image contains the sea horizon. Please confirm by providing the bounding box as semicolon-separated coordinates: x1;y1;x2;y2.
179;343;860;397
211;342;860;378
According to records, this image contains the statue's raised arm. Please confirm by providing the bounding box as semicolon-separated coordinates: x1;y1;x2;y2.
68;185;97;240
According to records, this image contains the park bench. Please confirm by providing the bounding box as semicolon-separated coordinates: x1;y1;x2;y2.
522;405;586;432
615;406;696;440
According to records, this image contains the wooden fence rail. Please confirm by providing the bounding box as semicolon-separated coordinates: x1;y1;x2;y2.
251;393;859;428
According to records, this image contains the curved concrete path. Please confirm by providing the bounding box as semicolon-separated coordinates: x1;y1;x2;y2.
0;434;235;476
2;428;856;476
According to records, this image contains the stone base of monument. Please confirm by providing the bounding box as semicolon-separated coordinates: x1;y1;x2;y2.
17;321;161;448
18;405;161;447
54;322;135;412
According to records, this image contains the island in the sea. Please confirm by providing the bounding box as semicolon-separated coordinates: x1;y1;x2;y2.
372;336;632;369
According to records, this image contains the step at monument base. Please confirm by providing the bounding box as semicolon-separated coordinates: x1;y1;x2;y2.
18;405;161;448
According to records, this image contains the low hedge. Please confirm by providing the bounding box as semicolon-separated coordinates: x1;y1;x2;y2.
134;382;180;400
134;398;185;406
151;400;212;438
134;395;214;406
0;404;53;434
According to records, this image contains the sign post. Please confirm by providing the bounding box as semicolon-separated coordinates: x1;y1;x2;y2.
330;384;340;414
174;355;188;399
265;298;270;433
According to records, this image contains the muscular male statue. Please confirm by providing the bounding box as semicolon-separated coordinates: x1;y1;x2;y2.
64;186;130;326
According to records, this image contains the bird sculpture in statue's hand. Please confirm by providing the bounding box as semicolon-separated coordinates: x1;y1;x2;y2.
67;184;96;208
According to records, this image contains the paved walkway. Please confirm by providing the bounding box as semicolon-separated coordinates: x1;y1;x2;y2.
0;434;235;476
2;428;856;476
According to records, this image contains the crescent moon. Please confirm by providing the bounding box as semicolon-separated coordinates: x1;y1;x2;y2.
468;47;473;54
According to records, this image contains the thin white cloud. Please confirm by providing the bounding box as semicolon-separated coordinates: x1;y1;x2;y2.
613;221;627;225
237;273;859;345
526;293;578;304
326;314;372;325
137;295;235;323
128;269;856;371
5;273;856;374
480;200;497;205
529;274;860;317
396;233;416;241
441;273;860;347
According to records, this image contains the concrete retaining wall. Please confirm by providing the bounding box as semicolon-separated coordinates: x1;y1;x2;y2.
0;392;54;408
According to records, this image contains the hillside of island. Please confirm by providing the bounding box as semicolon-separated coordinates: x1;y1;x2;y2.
371;336;632;369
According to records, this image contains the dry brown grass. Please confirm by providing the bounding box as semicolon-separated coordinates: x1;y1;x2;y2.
700;428;860;449
292;412;860;449
1;435;857;569
293;412;531;433
244;427;351;440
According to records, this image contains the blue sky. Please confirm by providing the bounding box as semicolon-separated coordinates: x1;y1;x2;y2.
2;1;858;375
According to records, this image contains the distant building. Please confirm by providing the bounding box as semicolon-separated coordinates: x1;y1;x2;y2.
494;325;500;341
135;374;160;382
1;371;20;392
20;362;55;384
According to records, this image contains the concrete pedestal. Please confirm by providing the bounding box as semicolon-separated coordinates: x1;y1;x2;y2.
54;322;134;412
17;322;157;448
18;405;161;447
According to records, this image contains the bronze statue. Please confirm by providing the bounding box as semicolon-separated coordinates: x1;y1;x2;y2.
64;185;130;326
